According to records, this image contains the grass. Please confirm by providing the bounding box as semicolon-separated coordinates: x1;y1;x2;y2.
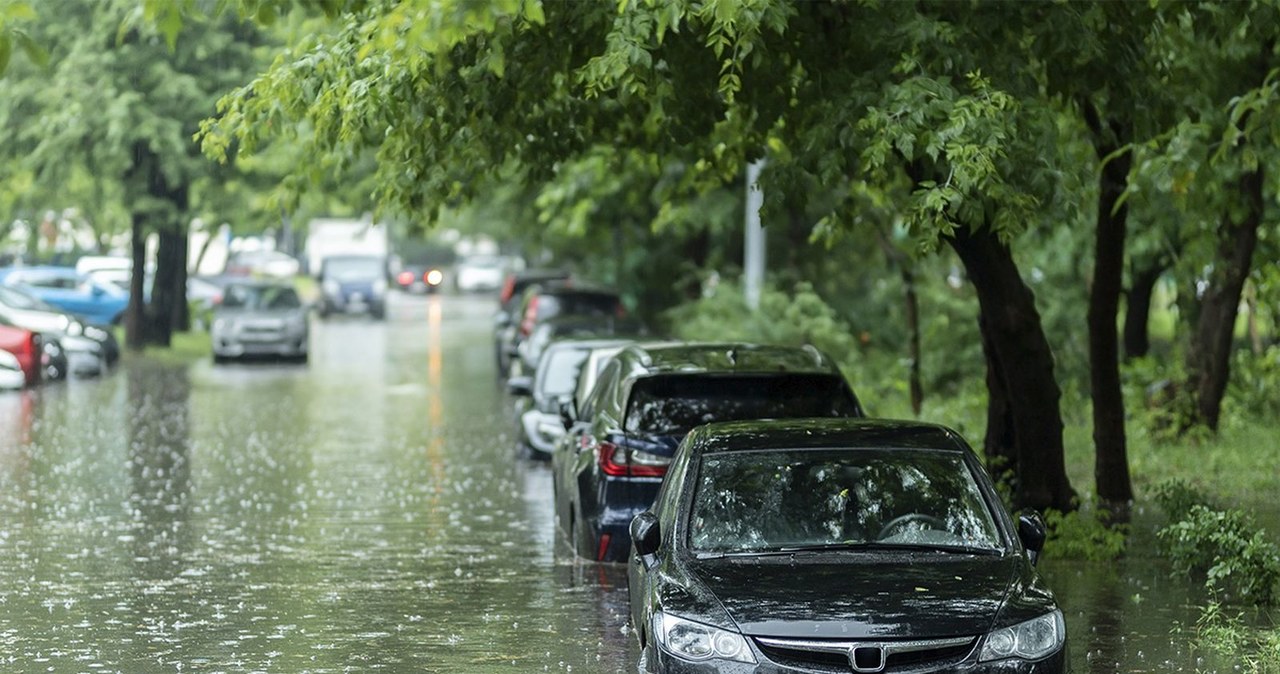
116;327;212;366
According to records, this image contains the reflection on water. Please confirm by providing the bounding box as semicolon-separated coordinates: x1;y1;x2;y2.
0;293;1269;673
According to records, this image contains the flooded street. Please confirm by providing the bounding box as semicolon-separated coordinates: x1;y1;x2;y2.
0;293;1253;672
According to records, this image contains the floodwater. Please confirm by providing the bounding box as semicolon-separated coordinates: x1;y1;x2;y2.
0;293;1265;673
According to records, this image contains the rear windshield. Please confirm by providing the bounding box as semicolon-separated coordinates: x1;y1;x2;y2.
537;293;620;321
222;285;302;310
624;374;858;435
324;257;384;281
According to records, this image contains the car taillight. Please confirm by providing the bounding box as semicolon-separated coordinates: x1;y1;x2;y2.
398;271;414;285
520;296;539;336
598;441;669;478
499;277;515;304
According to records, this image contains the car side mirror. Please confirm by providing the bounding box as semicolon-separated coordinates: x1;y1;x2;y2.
507;376;533;397
558;399;577;431
1017;509;1047;565
631;511;661;567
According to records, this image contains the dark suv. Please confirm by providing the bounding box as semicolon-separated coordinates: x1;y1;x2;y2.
552;342;864;562
499;282;622;378
317;254;388;319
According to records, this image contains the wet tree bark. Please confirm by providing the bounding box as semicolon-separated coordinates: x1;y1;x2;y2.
1122;258;1167;361
978;314;1017;488
876;229;924;416
1185;165;1263;432
945;225;1076;511
126;212;147;352
1083;105;1134;506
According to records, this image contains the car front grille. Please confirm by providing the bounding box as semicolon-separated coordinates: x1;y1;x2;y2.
753;635;977;673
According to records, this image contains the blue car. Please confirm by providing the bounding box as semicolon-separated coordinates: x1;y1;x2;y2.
0;266;129;326
551;342;865;562
316;255;388;319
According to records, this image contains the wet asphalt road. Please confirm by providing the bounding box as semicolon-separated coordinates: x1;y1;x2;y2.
0;292;1241;673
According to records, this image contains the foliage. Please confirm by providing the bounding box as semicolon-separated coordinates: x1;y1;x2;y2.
1225;344;1280;422
1183;600;1280;674
1152;478;1215;523
1042;505;1128;562
1158;504;1280;606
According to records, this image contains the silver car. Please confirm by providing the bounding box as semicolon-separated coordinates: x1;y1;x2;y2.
211;282;309;363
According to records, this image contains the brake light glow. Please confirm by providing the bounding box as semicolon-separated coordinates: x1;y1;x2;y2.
598;441;669;478
398;271;414;286
520;296;539;336
597;533;613;561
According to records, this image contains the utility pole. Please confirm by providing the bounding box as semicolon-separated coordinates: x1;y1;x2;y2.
744;159;766;310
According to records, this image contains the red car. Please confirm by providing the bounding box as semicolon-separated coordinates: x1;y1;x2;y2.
0;323;42;387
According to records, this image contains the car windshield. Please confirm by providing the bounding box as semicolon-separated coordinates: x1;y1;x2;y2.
539;348;589;398
624;374;858;436
324;257;383;281
221;285;302;310
688;448;1003;554
0;285;61;312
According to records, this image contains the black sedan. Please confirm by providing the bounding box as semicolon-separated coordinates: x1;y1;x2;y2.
627;418;1065;674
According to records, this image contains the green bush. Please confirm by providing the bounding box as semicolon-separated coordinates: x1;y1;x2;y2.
1152;478;1214;523
1042;506;1128;562
1158;505;1280;606
1186;600;1280;674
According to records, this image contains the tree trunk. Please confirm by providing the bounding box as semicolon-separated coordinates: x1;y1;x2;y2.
902;265;923;416
1123;258;1166;360
977;312;1017;489
150;223;189;347
126;211;147;352
1084;106;1134;507
1185;166;1263;432
945;225;1076;511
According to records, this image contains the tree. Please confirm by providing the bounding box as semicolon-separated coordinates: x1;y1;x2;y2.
0;1;268;347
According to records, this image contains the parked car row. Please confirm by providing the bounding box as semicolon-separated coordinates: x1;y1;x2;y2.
497;270;1068;673
0;270;121;387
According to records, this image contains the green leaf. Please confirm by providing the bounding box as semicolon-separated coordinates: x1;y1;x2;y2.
15;29;48;67
0;35;10;74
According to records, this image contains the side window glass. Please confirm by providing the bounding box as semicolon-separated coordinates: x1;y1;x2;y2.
582;361;619;421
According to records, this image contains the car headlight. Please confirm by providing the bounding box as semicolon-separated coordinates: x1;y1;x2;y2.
322;279;340;295
84;325;107;340
66;319;83;336
212;318;229;333
373;278;388;294
979;610;1064;662
654;612;756;664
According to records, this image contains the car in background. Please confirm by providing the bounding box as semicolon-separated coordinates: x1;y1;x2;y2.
553;342;864;562
500;283;623;378
0;285;111;374
75;255;133;291
395;264;445;294
508;337;636;458
225;249;302;278
494;268;571;373
317;254;388;319
0;266;129;326
627;418;1065;674
454;254;509;293
0;349;25;390
211;281;309;363
0;323;41;387
513;314;646;378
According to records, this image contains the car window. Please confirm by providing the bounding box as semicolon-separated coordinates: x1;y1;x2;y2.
538;348;589;399
581;359;620;421
624;374;859;436
688;449;1002;554
222;285;300;310
324;257;383;281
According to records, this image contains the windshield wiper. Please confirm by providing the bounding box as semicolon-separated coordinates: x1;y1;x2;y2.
697;542;1000;559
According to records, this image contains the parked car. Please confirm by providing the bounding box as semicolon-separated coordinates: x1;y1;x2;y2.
0;323;41;387
500;282;623;378
211;281;309;363
493;269;570;373
225;249;302;278
553;342;864;562
627;417;1065;674
0;284;114;372
395;264;445;294
508;337;636;458
317;255;388;319
0;266;129;325
454;254;509;293
513;314;646;378
0;349;25;390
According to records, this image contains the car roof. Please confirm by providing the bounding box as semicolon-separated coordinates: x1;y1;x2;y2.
524;280;618;298
682;418;971;456
614;342;840;378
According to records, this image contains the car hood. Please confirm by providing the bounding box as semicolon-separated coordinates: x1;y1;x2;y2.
687;554;1026;639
